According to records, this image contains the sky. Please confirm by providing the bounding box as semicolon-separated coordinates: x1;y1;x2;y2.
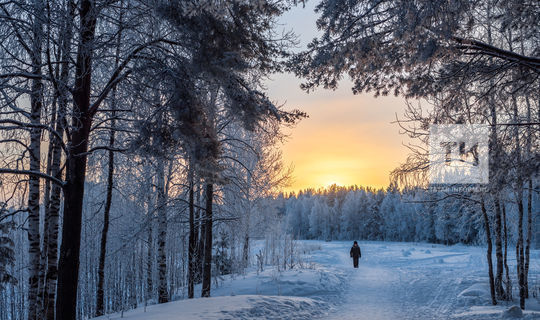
265;2;412;193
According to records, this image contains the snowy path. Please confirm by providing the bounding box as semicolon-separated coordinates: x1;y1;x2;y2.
331;262;402;319
319;242;468;319
314;241;531;320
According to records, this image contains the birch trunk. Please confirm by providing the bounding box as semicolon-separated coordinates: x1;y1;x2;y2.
512;94;525;309
516;192;525;309
144;163;154;304
486;3;504;298
146;219;153;302
481;198;497;306
201;183;213;297
192;182;199;284
493;198;504;299
197;184;205;284
502;202;512;299
156;157;168;303
39;96;56;317
524;96;533;298
188;165;195;298
241;173;252;269
27;0;44;317
95;102;116;316
43;3;74;318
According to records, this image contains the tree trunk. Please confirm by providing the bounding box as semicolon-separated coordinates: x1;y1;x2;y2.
481;198;497;306
27;0;44;317
56;109;92;320
95;3;123;312
524;95;533;299
485;3;504;302
524;179;532;299
43;4;74;319
201;183;213;297
95;105;116;316
188;165;195;298
512;93;526;310
144;163;154;304
493;197;505;299
56;0;97;317
502;202;512;300
39;96;56;317
192;182;199;283
517;195;525;309
514;168;527;308
197;184;205;284
146;213;153;303
27;64;42;320
156;157;168;304
242;202;250;269
128;252;137;309
242;233;250;269
242;175;251;269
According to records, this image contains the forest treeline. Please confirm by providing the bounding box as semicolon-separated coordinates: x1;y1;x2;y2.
283;184;539;247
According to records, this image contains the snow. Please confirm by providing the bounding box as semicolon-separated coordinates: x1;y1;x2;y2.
459;283;490;298
93;241;540;320
502;305;524;318
93;295;325;320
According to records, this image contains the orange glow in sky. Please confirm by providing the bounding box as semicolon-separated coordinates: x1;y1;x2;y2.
267;74;411;193
266;3;412;193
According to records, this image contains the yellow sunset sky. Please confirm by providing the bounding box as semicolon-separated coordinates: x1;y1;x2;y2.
266;2;412;193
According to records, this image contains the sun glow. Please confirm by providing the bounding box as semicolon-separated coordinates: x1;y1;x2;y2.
324;180;343;188
267;74;412;193
315;172;349;189
265;2;412;194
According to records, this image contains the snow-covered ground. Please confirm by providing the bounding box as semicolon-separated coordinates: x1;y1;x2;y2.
94;241;540;320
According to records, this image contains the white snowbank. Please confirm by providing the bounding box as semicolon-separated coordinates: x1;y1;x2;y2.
94;295;326;320
502;305;523;319
209;265;346;299
459;283;489;298
454;304;540;319
456;283;491;307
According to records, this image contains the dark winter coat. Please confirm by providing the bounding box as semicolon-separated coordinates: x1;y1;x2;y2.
350;245;361;259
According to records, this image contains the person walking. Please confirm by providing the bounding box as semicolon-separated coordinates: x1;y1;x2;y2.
350;241;361;268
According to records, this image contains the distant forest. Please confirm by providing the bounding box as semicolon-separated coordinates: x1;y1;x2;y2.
281;184;539;246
